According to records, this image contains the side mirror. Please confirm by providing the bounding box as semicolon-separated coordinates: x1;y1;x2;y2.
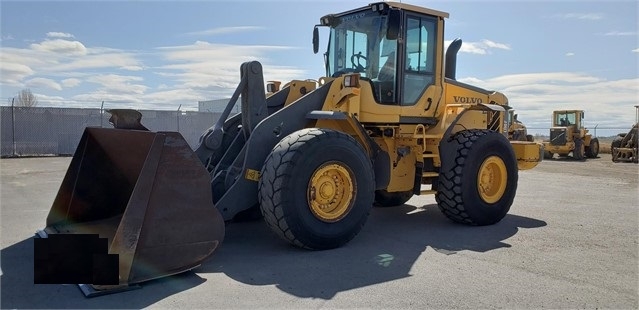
386;9;400;40
582;111;585;119
312;27;319;54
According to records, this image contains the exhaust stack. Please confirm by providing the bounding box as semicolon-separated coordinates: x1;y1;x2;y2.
445;38;462;80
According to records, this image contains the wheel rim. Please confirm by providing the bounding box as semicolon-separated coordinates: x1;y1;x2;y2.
477;156;508;204
308;162;355;222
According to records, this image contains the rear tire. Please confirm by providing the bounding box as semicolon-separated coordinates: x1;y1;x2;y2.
544;150;553;159
611;136;623;149
258;128;374;250
573;139;585;160
374;190;413;207
585;138;599;158
436;129;518;226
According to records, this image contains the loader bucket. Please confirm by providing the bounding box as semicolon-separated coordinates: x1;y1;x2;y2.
41;127;224;286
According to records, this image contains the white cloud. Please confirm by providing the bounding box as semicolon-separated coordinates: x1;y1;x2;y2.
445;39;511;55
2;37;143;83
0;62;35;85
140;89;207;107
1;34;306;108
155;41;305;98
558;13;603;20
72;91;145;106
61;78;81;88
481;40;510;50
121;65;144;71
25;77;62;91
632;48;639;53
458;73;639;131
45;52;142;72
565;52;575;56
603;31;636;36
86;74;148;95
46;32;75;39
30;39;87;56
1;48;142;89
185;26;264;36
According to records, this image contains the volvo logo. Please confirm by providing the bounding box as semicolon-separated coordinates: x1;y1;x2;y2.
453;96;483;104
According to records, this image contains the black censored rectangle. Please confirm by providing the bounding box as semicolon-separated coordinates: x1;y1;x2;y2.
34;234;119;285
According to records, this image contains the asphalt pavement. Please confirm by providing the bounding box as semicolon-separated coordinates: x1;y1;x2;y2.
1;154;637;309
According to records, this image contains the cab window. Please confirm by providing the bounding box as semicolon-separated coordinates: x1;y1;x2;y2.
402;15;436;106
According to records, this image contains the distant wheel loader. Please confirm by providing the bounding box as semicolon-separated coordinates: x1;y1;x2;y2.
611;105;638;163
542;110;599;160
506;108;534;142
37;1;543;296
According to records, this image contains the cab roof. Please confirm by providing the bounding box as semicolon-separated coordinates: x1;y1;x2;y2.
381;1;449;18
324;2;450;20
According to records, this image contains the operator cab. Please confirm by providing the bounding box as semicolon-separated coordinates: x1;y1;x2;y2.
553;110;583;128
313;2;449;106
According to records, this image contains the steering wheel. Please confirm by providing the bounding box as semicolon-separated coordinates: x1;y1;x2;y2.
350;53;368;72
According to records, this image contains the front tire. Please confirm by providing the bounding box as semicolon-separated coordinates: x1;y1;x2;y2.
258;128;374;250
436;129;518;226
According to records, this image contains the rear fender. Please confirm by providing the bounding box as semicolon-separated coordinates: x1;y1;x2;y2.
440;104;503;164
439;104;541;171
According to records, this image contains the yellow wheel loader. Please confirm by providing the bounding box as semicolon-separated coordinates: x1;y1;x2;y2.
37;1;542;296
506;108;534;142
611;105;638;163
542;110;599;160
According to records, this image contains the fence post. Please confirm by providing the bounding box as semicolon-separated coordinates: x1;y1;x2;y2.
11;98;16;157
177;104;181;132
100;101;104;128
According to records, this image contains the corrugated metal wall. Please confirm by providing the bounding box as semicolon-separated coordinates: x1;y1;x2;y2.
0;107;220;157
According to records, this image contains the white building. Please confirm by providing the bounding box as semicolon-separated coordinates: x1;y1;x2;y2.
198;98;242;113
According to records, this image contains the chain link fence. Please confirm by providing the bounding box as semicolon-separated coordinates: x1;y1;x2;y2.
526;127;632;140
2;106;632;157
1;106;221;157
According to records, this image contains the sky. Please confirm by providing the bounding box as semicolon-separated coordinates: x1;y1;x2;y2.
1;0;637;134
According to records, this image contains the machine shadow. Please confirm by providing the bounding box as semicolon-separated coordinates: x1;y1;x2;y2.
199;203;547;299
1;238;206;309
1;204;546;306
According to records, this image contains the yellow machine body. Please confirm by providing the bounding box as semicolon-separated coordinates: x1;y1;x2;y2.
39;1;543;296
542;110;599;160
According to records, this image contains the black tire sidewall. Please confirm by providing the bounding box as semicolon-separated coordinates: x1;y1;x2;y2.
574;139;584;159
611;136;623;148
458;131;518;225
271;130;374;249
588;138;599;158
